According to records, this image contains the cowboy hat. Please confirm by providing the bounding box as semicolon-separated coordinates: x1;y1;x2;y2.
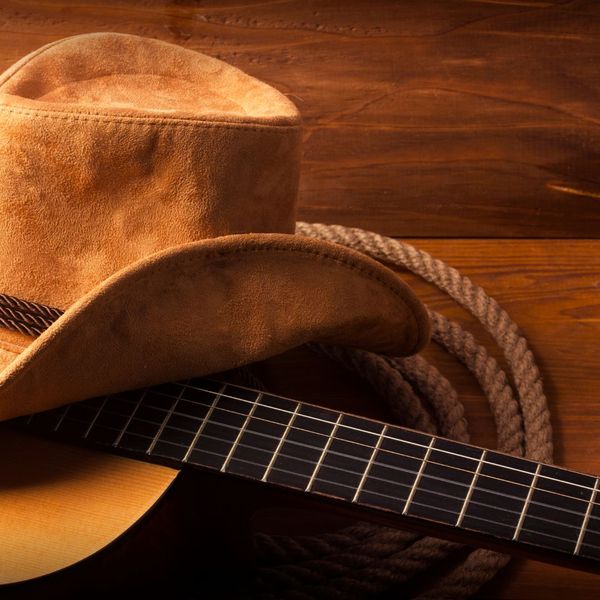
0;32;430;420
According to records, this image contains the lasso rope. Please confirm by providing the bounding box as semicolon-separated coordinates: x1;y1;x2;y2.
248;223;553;599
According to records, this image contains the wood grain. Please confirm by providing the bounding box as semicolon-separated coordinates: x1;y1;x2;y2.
0;428;177;585
0;0;598;236
0;2;597;599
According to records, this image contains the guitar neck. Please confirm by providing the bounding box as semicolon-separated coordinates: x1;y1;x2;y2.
17;377;600;574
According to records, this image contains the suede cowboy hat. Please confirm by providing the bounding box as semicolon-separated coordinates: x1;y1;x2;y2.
0;32;430;421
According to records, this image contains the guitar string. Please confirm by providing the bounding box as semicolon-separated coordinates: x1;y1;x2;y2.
89;396;599;518
37;399;600;528
32;409;600;554
198;378;600;495
133;379;600;504
45;386;600;512
52;405;559;520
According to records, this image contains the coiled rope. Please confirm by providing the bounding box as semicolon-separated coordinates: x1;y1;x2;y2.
248;222;553;599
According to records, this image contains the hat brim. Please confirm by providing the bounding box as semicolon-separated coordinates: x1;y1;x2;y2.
0;233;430;420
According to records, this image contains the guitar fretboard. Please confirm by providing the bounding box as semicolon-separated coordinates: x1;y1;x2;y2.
20;378;600;569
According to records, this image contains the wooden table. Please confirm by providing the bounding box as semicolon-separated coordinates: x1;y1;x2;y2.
1;1;598;598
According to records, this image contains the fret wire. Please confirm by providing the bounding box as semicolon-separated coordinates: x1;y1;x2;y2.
403;437;435;515
261;402;301;482
521;520;595;547
216;398;593;510
193;380;598;496
84;376;591;498
183;442;524;539
513;462;542;541
191;381;462;459
83;396;109;439
93;408;544;521
140;423;600;551
352;424;387;503
184;425;600;553
182;383;226;463
99;392;497;494
146;381;187;455
456;449;487;528
173;432;524;521
220;393;261;473
113;390;147;447
54;394;600;514
46;411;600;541
305;413;343;493
25;414;34;425
94;395;466;493
75;402;465;494
574;477;600;555
65;409;555;541
53;404;71;432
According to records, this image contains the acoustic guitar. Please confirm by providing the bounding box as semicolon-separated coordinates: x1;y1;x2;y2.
1;376;599;598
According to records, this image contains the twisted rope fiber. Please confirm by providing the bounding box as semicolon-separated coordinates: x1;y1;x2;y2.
0;225;552;598
248;223;552;599
0;293;60;337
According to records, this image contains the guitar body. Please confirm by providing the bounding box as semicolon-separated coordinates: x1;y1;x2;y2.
0;429;175;585
0;426;365;598
0;429;263;598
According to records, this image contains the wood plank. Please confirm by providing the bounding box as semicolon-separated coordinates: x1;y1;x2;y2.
0;1;598;236
255;238;600;599
0;1;598;597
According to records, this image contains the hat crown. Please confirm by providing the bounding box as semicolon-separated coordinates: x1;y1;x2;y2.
0;33;301;309
0;32;300;121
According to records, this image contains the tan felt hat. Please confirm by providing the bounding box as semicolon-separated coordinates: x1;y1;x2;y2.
0;32;430;420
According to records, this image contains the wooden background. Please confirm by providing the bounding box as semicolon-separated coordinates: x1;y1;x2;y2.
1;1;598;598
